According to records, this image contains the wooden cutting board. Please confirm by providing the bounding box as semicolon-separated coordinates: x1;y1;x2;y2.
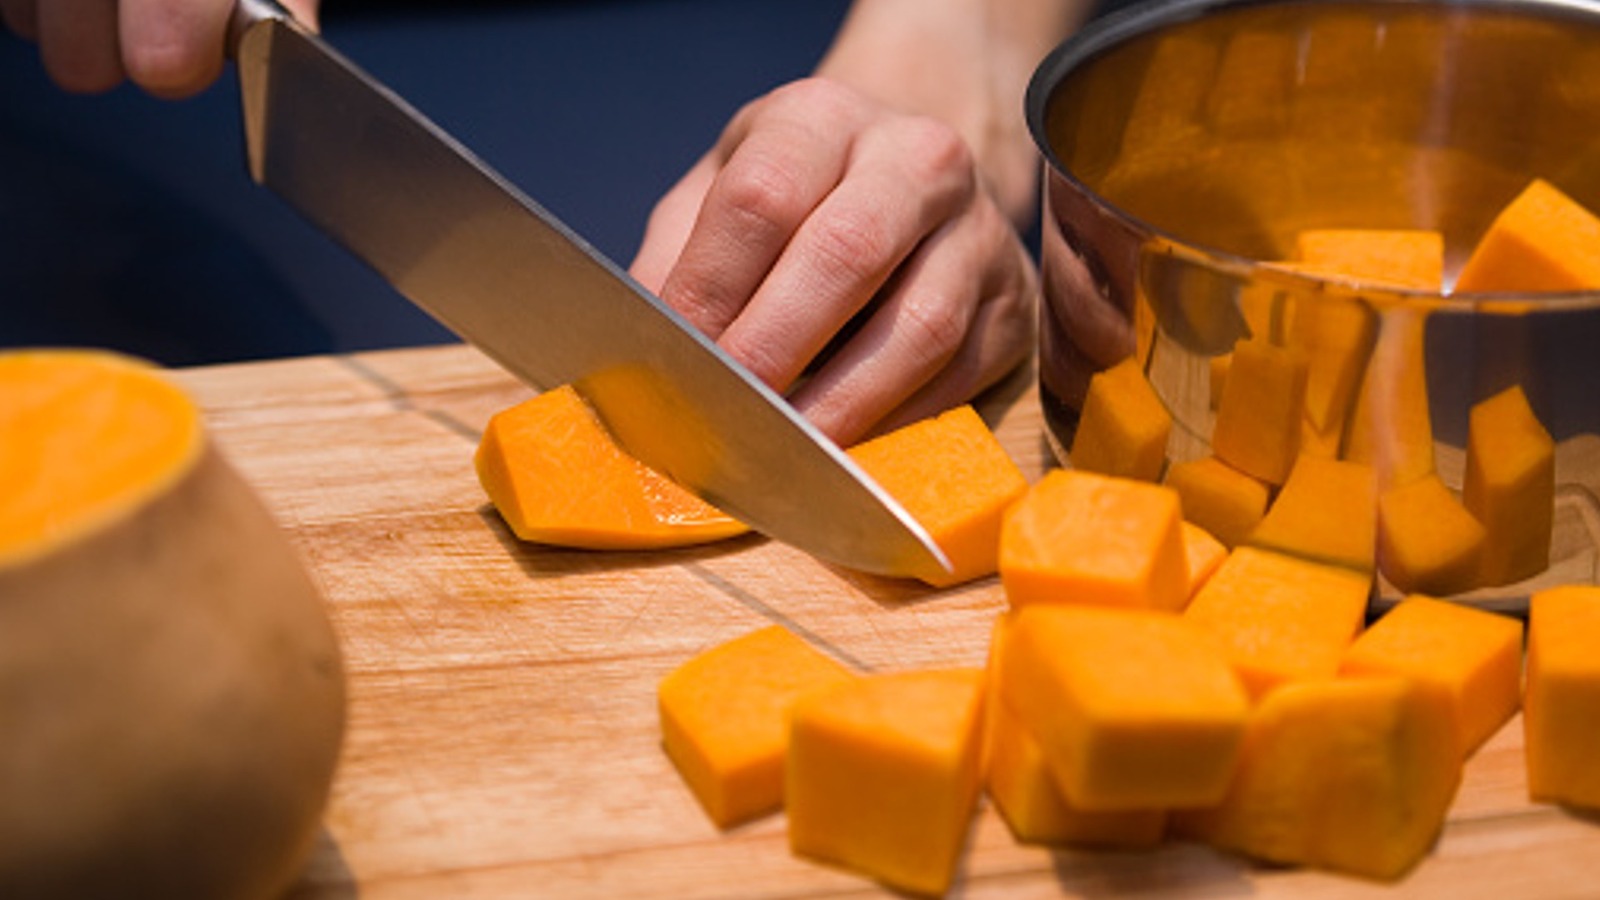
173;343;1600;899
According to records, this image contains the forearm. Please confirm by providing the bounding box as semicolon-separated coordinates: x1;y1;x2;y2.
814;0;1087;227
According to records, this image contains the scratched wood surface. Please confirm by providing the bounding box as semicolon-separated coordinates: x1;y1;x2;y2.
173;343;1600;900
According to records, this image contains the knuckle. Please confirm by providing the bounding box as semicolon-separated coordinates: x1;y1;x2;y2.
809;208;893;283
772;76;860;119
713;156;808;243
661;268;739;335
899;293;970;365
723;332;794;391
894;116;977;191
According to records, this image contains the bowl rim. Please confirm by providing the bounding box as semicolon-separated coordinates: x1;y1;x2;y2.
1024;0;1600;307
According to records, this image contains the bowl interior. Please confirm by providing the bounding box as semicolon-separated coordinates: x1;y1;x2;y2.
1037;0;1600;281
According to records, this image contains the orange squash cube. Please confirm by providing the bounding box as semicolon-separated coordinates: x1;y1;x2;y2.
1525;585;1600;809
1463;385;1555;586
1292;228;1445;290
658;625;855;828
1175;677;1461;881
1000;604;1249;811
848;405;1029;587
1377;474;1487;596
476;385;748;549
1341;595;1524;758
1163;455;1271;548
1211;337;1309;485
982;615;1166;848
1068;357;1173;482
1182;521;1229;598
1247;454;1376;573
787;669;986;897
1455;178;1600;292
1000;469;1188;612
1184;547;1372;702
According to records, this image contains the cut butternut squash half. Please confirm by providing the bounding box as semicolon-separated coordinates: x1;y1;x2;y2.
0;349;345;898
475;385;749;550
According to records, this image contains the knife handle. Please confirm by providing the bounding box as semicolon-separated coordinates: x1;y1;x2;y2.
227;0;298;58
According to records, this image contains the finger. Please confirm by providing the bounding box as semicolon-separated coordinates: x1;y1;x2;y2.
0;0;39;41
718;112;975;394
867;264;1036;441
38;0;124;94
281;0;319;29
629;152;719;294
656;79;864;339
119;0;230;97
791;201;1036;444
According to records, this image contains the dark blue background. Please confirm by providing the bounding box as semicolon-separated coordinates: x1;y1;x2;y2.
0;1;856;364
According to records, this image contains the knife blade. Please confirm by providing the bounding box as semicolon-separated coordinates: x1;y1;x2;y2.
227;0;950;581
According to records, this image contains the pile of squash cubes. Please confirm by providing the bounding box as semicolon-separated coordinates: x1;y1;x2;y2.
654;178;1600;896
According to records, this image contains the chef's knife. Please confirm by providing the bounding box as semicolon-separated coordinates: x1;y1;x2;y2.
227;0;950;581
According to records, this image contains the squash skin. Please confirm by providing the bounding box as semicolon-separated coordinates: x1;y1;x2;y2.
0;434;346;897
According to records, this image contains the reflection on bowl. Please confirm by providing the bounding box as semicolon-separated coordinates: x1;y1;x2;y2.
1026;0;1600;612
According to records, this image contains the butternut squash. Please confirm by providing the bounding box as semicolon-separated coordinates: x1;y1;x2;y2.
1377;474;1487;596
1184;547;1371;702
1247;454;1376;573
1455;178;1600;292
1211;337;1309;485
1341;595;1523;759
658;625;855;828
0;349;345;899
786;669;986;897
1163;455;1270;548
847;404;1028;587
999;469;1188;612
1292;228;1445;290
1182;520;1229;599
1000;604;1249;810
1464;384;1555;586
1068;356;1172;482
1525;585;1600;809
1175;677;1460;881
981;614;1167;848
475;385;748;550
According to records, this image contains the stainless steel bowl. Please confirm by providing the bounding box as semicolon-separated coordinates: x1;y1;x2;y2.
1027;0;1600;610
